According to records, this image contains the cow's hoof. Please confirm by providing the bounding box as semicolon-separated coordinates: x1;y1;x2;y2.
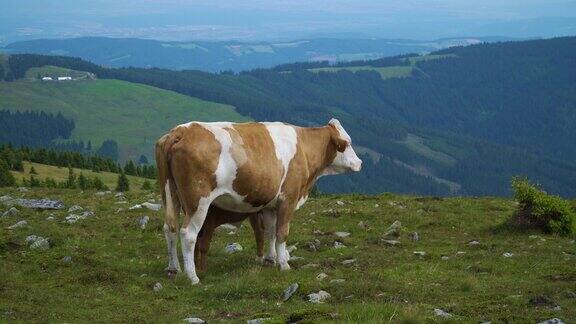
166;269;179;279
279;263;291;271
262;257;276;266
189;276;201;285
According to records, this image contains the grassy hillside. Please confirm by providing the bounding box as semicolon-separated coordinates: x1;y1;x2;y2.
1;187;574;322
0;78;250;161
11;161;150;192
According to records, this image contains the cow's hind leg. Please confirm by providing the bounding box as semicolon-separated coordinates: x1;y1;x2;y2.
163;180;181;278
262;209;277;265
180;195;214;284
249;212;265;262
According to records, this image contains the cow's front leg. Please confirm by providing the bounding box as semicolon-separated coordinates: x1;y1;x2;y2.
275;201;296;271
261;209;277;265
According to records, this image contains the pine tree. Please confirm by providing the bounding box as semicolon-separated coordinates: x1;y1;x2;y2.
66;166;76;189
78;173;88;190
124;160;136;175
115;171;130;192
141;180;152;191
0;159;16;187
92;176;107;190
30;166;38;175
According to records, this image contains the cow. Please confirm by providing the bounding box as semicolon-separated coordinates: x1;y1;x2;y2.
155;119;362;284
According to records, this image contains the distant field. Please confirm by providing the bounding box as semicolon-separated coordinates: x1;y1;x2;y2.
11;161;150;192
0;77;250;161
308;53;457;80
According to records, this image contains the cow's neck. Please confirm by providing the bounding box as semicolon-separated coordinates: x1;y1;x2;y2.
298;126;337;185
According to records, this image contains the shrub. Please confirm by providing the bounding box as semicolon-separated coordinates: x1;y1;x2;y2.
141;180;152;191
511;177;575;235
0;159;16;187
115;171;130;192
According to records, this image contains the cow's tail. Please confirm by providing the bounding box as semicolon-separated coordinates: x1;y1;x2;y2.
155;131;182;232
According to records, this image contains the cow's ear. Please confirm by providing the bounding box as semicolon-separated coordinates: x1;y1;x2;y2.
329;124;347;152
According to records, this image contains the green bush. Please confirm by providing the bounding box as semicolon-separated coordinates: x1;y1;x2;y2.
115;171;130;192
0;159;16;187
511;177;575;235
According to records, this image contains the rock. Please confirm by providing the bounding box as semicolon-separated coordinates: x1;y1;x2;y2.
313;229;325;235
552;306;562;311
503;252;514;258
289;256;304;261
468;240;480;246
330;279;346;284
25;235;39;244
441;256;450;260
10;198;64;210
357;221;367;229
68;205;84;213
66;211;94;224
413;251;426;256
566;291;576;299
2;207;19;217
153;282;163;292
46;216;55;221
409;232;420;241
308;290;331;303
316;272;328;281
7;220;27;229
382;239;401;246
138;216;150;229
374;204;380;208
538;319;565;324
301;263;320;269
95;191;111;196
129;204;143;210
0;195;13;204
116;208;125;213
287;245;297;253
334;231;350;238
336;200;345;206
29;237;50;250
225;242;243;254
342;259;356;266
333;241;346;249
183;317;205;323
142;202;162;211
383;220;402;239
17;187;29;192
433;308;453;318
307;239;321;252
456;251;466;256
218;223;238;232
62;256;72;263
282;283;299;301
247;318;270;324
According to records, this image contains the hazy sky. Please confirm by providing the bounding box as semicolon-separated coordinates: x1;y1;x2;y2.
1;0;575;43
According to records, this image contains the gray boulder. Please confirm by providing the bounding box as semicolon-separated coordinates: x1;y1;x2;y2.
138;216;150;229
308;290;331;303
282;283;299;301
225;242;243;254
383;220;402;239
2;207;19;217
7;220;27;229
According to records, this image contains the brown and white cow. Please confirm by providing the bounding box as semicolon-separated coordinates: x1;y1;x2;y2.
155;119;361;284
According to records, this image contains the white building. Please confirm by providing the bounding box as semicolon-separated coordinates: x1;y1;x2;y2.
41;76;53;81
57;76;72;81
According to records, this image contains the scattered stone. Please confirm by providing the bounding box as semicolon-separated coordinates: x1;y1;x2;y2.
29;237;50;250
503;252;514;258
142;202;162;211
153;282;163;292
441;256;450;260
334;231;350;238
456;251;466;255
66;211;95;224
552;306;562;311
313;229;325;235
183;317;205;323
95;191;111;196
138;216;150;229
357;221;367;229
0;195;13;204
218;223;238;232
225;242;243;254
289;256;304;261
566;291;576;299
247;318;270;324
46;216;54;221
17;187;29;192
433;309;453;318
68;205;84;213
374;204;380;208
409;232;420;241
116;208;125;213
468;240;480;246
25;235;38;244
301;263;320;269
382;239;401;246
341;259;356;266
316;273;328;281
287;244;297;253
9;198;64;210
7;220;27;229
413;251;426;256
529;235;539;239
336;200;345;206
333;241;346;249
330;279;346;284
129;204;143;210
308;290;331;303
62;256;72;263
383;220;402;239
2;207;19;217
538;319;565;324
282;283;299;301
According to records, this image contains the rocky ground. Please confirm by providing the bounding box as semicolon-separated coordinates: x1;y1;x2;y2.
0;187;575;322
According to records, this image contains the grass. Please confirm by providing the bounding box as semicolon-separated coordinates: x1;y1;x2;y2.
1;187;575;322
0;77;251;161
10;161;150;192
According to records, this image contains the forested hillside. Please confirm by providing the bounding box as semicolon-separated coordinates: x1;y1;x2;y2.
1;37;575;196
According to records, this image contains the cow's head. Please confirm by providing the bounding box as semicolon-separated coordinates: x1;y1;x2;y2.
326;118;362;174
